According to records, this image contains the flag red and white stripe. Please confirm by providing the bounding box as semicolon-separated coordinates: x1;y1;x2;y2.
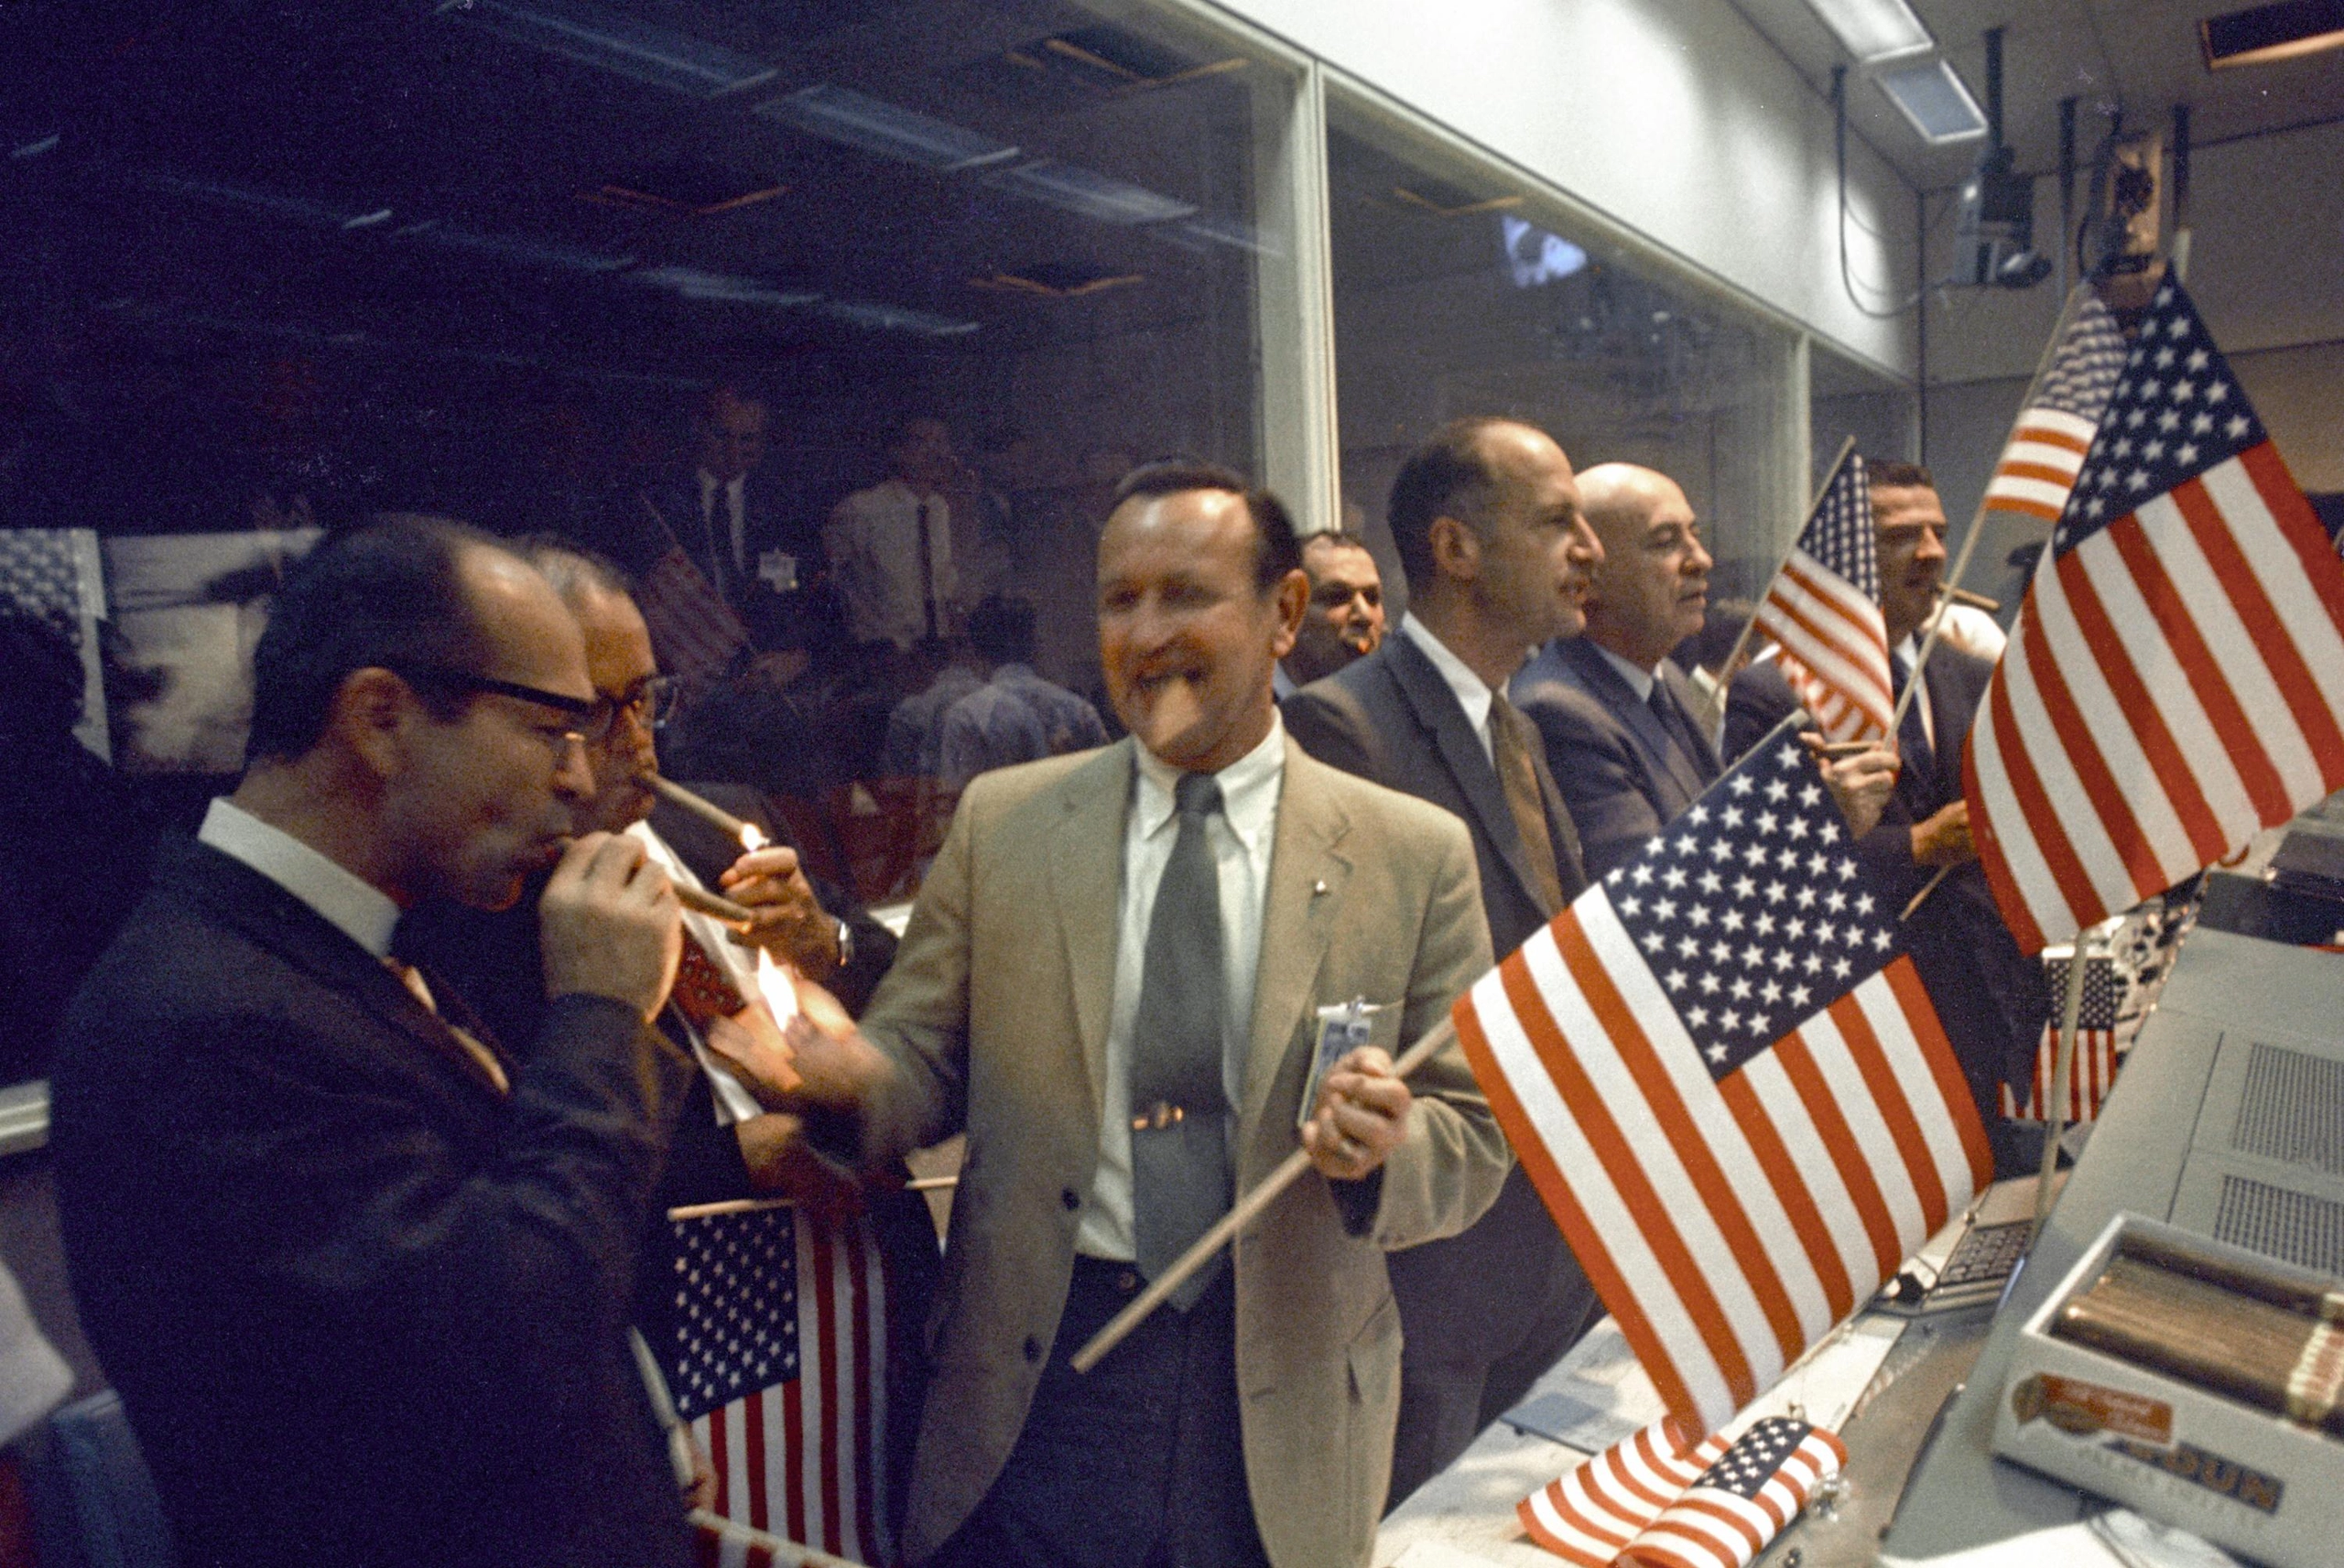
1520;1421;1729;1565
1999;953;2122;1122
1616;1419;1846;1568
1754;455;1894;744
639;543;749;689
1981;406;2100;522
1979;289;2128;524
674;1206;890;1564
1965;281;2344;954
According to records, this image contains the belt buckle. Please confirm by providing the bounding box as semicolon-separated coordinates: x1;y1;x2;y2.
1132;1101;1186;1132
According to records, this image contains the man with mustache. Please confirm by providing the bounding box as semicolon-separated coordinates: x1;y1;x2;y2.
1511;463;1721;879
1282;416;1604;1505
51;518;696;1567
731;460;1510;1568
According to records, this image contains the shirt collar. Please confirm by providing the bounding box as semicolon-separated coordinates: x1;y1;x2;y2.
1399;612;1494;735
197;797;402;959
1894;633;1922;671
1133;714;1286;848
1592;640;1658;701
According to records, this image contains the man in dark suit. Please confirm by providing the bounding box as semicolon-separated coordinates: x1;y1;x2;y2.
1725;460;2048;1141
1283;416;1605;1505
1514;463;1720;879
51;519;696;1568
634;385;828;653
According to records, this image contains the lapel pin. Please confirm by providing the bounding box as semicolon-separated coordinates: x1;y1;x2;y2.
1312;879;1329;897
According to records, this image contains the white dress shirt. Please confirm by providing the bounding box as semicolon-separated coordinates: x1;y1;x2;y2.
1593;642;1658;701
1398;612;1496;763
1075;719;1286;1261
826;477;958;648
1894;634;1937;752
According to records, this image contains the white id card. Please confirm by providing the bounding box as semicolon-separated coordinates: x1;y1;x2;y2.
1299;998;1391;1130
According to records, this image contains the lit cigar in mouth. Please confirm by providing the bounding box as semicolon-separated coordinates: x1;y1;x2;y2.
643;773;768;852
1943;586;2001;613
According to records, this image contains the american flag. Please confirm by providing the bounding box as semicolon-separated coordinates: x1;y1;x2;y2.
2000;952;2121;1123
1980;290;2131;524
1962;279;2344;954
1453;717;1990;1433
0;526;108;756
689;1510;788;1568
639;544;750;691
1613;1417;1845;1568
666;1202;890;1565
1753;455;1894;743
1519;1420;1730;1565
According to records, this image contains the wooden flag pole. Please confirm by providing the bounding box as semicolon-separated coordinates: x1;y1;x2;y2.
1071;1018;1461;1374
1700;437;1861;736
2032;933;2095;1243
1890;284;2096;733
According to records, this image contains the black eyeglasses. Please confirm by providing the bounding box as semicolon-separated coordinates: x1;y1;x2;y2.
391;665;598;719
585;674;681;741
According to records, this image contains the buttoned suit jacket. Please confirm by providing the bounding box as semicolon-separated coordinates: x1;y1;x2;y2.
50;839;695;1568
1724;650;2050;1108
830;736;1508;1568
633;471;829;650
1512;637;1721;881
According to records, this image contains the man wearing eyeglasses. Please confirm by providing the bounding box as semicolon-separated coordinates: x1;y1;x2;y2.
51;518;700;1568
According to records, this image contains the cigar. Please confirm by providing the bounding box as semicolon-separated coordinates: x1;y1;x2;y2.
675;881;757;928
1945;587;2001;613
643;773;765;849
1809;739;1882;759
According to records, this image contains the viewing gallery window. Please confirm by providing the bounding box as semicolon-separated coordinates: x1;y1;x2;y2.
1324;93;1807;614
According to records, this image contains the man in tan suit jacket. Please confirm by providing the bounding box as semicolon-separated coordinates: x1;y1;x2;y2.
759;463;1511;1568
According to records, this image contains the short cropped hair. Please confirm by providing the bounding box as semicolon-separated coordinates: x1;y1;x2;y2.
1303;528;1374;557
1865;459;1937;492
513;535;635;606
1387;416;1522;588
966;593;1038;665
245;517;499;764
1110;459;1303;593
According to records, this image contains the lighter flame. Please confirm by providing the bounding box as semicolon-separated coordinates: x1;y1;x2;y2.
739;822;768;853
752;946;798;1025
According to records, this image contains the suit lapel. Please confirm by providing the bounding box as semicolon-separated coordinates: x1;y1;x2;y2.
1386;634;1547;913
176;842;511;1099
1047;741;1134;1109
1562;639;1705;811
1241;741;1350;1130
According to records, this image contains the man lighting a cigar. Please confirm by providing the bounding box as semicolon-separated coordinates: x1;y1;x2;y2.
1725;460;2048;1152
716;461;1511;1568
50;519;698;1568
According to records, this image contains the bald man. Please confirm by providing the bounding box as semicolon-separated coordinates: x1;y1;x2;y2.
1511;464;1720;878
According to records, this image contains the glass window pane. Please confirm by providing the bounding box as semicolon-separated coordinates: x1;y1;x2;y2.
1326;98;1803;618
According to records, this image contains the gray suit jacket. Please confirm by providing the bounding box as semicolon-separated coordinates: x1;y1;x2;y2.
831;736;1507;1568
1512;637;1720;880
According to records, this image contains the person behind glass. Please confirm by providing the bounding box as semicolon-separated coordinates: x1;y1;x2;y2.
637;385;825;653
882;636;988;779
1281;416;1602;1506
828;415;962;650
936;593;1109;789
720;460;1511;1568
1724;460;2050;1152
1274;529;1385;698
49;518;696;1568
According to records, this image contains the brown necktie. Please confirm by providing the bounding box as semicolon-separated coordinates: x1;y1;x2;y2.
1490;693;1566;914
670;930;747;1028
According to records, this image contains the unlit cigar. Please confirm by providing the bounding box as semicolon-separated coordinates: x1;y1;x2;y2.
675;881;757;928
1812;739;1883;759
643;773;764;849
2054;1250;2344;1435
1945;587;2002;613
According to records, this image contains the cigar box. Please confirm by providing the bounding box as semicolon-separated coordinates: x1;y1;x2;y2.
1991;1213;2344;1568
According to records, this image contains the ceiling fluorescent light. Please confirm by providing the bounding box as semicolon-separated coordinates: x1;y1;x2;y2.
820;299;981;337
2202;0;2344;68
438;0;777;99
396;220;636;275
986;161;1196;226
1875;58;1988;145
636;265;820;308
1802;0;1933;61
756;86;1020;173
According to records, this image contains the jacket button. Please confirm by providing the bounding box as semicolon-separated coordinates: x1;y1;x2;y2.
1060;1187;1080;1211
1023;1335;1043;1364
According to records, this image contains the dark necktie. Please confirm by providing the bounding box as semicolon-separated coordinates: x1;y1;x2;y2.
915;497;939;640
1648;679;1713;786
1490;693;1567;914
1893;653;1937;797
701;487;735;608
1128;773;1232;1309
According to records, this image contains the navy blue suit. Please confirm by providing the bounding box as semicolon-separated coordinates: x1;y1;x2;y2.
1724;650;2050;1119
1283;632;1600;1507
1512;638;1720;880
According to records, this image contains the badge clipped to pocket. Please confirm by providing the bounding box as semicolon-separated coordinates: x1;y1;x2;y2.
1299;997;1391;1130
